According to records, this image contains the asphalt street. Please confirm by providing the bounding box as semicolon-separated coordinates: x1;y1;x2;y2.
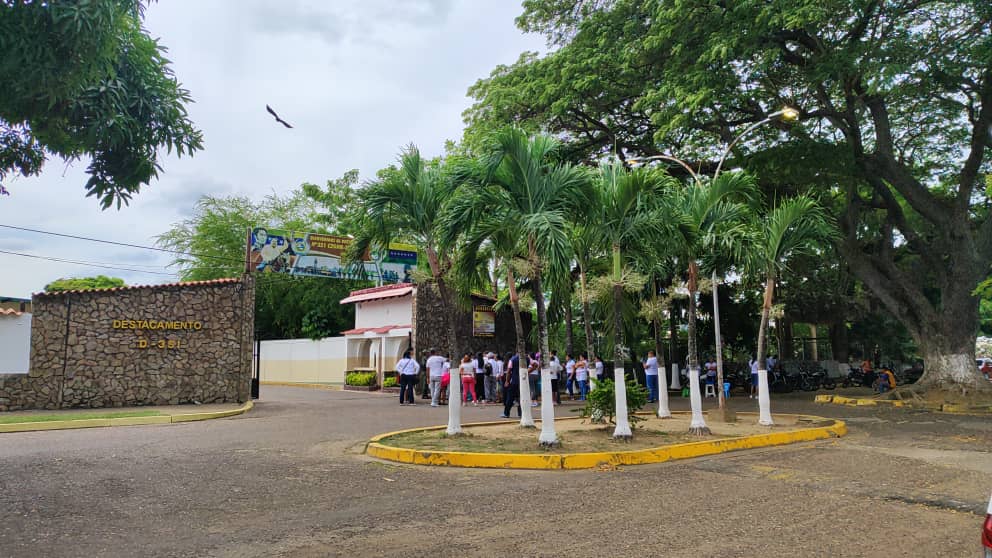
1;386;988;557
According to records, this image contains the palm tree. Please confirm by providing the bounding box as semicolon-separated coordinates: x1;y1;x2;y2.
593;161;674;438
445;193;539;428
568;223;602;386
749;195;836;425
480;128;592;446
664;172;757;435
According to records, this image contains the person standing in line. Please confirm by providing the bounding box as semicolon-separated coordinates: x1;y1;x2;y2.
594;356;605;383
548;351;562;405
643;350;660;403
489;352;504;403
460;353;479;406
564;354;576;400
425;349;445;407
440;355;451;405
396;350;420;405
576;353;590;400
484;352;498;404
528;353;541;407
474;351;488;404
501;352;521;418
748;354;759;399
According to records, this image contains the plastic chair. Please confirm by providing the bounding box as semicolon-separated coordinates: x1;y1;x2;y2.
704;383;716;398
723;382;731;399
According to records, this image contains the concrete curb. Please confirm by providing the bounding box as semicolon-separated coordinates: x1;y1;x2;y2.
0;401;253;434
366;412;846;470
815;394;992;415
262;381;343;391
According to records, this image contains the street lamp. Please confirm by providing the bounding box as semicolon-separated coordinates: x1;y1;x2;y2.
626;107;800;418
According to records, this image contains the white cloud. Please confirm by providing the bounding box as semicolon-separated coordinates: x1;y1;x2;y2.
0;0;544;298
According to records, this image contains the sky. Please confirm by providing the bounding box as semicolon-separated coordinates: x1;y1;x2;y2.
0;0;545;299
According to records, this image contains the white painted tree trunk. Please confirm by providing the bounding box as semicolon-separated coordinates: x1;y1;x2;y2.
538;368;558;445
518;366;535;427
657;366;672;418
688;366;709;433
612;367;632;438
757;369;773;425
670;363;681;390
446;374;462;435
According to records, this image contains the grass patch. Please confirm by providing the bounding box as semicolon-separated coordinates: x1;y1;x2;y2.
0;410;163;424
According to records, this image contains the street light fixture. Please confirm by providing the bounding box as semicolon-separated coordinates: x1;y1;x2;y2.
626;106;801;418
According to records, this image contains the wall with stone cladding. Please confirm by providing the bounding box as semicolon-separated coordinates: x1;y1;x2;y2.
0;276;254;411
412;282;531;360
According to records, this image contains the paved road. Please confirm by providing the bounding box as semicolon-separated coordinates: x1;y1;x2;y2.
1;386;988;557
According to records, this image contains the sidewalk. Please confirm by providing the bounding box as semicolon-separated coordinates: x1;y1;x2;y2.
0;400;252;433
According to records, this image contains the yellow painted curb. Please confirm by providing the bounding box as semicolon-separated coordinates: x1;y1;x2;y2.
0;401;253;433
171;401;253;423
109;416;173;427
814;395;834;403
366;413;846;470
816;396;907;409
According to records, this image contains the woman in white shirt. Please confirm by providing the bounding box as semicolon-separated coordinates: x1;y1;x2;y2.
575;354;590;400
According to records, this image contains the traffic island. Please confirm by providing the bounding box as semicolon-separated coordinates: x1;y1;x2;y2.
366;412;846;470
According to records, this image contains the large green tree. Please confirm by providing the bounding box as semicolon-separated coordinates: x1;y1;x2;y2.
467;1;992;393
0;1;202;207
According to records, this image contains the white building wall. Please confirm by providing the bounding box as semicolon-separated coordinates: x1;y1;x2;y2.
0;313;32;373
259;336;349;384
354;296;412;329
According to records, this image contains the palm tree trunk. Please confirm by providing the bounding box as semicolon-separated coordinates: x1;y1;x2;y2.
579;263;596;389
669;302;681;390
507;265;534;427
426;247;458;359
531;253;558;447
756;274;775;426
687;261;710;435
446;362;463;436
611;245;632;439
564;288;574;358
712;271;726;410
653;282;671;418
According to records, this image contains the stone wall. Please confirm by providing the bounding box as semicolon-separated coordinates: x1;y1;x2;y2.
412;282;531;360
0;276;254;411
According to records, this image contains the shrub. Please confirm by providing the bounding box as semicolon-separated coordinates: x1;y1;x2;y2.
345;372;377;387
581;378;648;425
382;375;398;388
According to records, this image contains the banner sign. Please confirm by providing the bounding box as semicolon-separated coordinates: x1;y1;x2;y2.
472;304;496;337
248;227;417;283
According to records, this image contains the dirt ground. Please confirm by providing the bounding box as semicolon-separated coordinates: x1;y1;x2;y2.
0;386;989;557
383;414;815;453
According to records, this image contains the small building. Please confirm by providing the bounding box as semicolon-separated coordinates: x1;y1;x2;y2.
259;282;529;387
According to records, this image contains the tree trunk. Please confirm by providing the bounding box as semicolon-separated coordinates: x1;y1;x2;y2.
530;244;557;445
669;302;681;390
507;265;534;427
829;321;849;363
446;361;462;435
756;274;775;426
564;288;574;359
712;271;726;410
579;264;595;363
425;247;459;359
611;245;632;439
533;274;558;445
686;261;709;435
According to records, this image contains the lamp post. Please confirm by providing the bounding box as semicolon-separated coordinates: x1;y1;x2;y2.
628;107;800;422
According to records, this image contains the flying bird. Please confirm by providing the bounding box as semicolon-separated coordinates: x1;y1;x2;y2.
266;105;293;128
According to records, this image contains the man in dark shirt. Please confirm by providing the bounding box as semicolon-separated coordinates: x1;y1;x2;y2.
501;353;521;418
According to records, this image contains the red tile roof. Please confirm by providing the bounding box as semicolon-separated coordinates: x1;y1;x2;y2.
346;283;414;297
33;277;243;298
339;284;414;304
0;307;24;316
340;324;411;335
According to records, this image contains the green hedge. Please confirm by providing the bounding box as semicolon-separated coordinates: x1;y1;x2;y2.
345;371;377;387
382;376;398;388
